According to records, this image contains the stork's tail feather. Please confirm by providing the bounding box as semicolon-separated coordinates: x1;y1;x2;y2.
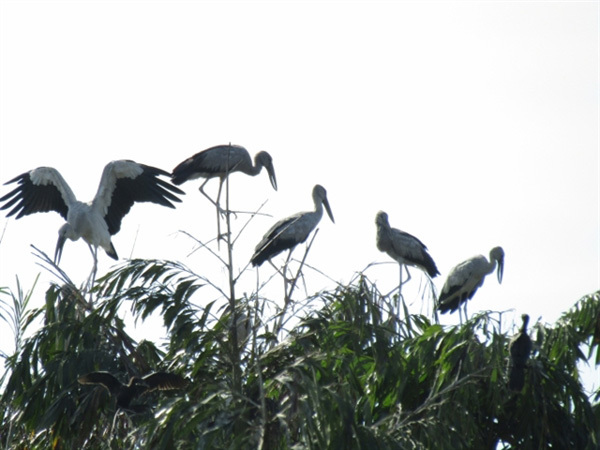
106;243;118;260
424;255;440;278
508;365;526;392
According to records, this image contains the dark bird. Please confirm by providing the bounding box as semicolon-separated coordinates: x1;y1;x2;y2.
78;371;189;412
0;160;184;268
375;211;439;291
508;314;533;392
251;184;334;267
437;246;505;322
171;144;277;211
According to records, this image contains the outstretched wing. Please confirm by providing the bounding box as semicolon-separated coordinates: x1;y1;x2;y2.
92;160;184;235
78;371;123;395
0;167;75;220
142;372;189;392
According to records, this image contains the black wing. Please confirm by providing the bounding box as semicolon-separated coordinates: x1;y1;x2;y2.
0;168;71;219
78;371;123;395
93;160;184;235
251;216;301;267
142;372;189;391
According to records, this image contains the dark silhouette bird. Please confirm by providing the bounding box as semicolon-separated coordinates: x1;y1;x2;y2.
78;371;189;412
171;144;277;211
437;246;505;322
0;160;184;268
375;211;439;292
508;314;533;392
251;184;334;267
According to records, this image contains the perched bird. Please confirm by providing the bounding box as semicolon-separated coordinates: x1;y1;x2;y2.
251;184;334;267
0;160;183;267
437;246;505;321
508;314;533;392
171;144;277;211
171;144;277;245
78;371;189;412
375;211;439;291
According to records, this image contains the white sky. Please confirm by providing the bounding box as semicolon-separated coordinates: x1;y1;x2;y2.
0;1;598;386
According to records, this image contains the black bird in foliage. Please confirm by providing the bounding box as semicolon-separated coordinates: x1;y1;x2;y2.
78;371;189;412
508;314;533;392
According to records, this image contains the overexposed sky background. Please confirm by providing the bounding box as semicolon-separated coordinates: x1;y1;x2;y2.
0;1;598;385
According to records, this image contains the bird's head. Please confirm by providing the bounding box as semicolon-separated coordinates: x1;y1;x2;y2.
313;184;334;223
375;211;389;228
521;314;530;332
255;151;278;191
490;246;505;283
54;224;70;264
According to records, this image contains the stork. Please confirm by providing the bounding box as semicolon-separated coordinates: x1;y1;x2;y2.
0;160;184;285
508;314;533;392
251;184;334;267
78;371;189;413
375;211;439;298
437;246;504;322
171;144;277;243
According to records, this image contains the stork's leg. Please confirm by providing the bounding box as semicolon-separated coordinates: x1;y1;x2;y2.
86;244;98;296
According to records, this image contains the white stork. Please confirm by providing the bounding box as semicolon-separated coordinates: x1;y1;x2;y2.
437;246;505;322
251;184;334;267
375;211;439;294
0;160;184;273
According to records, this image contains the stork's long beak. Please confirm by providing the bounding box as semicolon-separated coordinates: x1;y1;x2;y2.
266;164;278;191
323;196;335;224
497;256;504;283
54;232;66;264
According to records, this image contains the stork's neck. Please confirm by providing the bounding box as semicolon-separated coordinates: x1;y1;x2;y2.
243;159;263;176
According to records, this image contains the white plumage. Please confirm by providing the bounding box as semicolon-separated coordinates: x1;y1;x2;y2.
0;160;184;265
437;246;505;319
251;184;334;267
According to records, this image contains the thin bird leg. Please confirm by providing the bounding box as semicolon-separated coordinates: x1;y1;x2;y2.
86;244;98;299
198;178;223;212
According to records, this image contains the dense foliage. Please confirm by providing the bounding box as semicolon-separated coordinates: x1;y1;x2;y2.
1;213;598;449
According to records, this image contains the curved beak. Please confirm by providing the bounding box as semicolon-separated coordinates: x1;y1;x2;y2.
497;256;504;283
323;196;335;224
54;231;66;264
266;163;278;191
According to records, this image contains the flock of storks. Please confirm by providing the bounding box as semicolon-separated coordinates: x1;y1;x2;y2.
0;143;533;413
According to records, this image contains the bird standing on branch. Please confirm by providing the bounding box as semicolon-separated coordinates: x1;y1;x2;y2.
375;210;439;296
437;246;505;322
251;184;334;267
508;314;533;392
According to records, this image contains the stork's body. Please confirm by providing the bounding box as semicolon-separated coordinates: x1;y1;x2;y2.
375;211;439;292
78;371;189;412
171;144;277;209
0;161;183;268
437;246;505;321
251;184;334;267
508;314;532;392
172;144;277;244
